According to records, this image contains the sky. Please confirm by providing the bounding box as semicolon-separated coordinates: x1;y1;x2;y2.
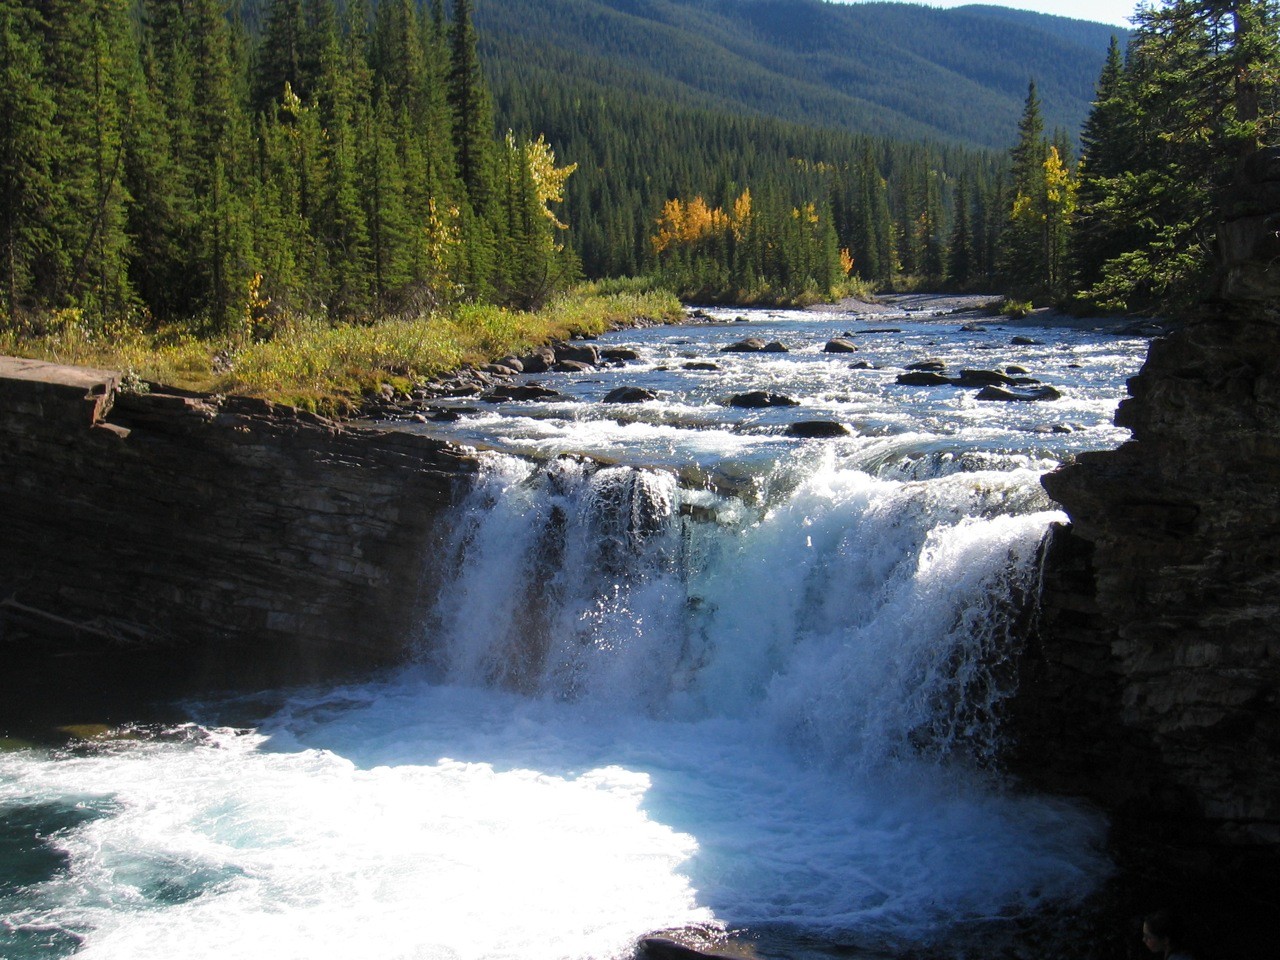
833;0;1138;28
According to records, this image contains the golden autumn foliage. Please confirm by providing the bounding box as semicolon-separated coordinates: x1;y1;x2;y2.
651;191;748;253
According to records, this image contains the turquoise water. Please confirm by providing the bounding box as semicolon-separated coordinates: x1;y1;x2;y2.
0;303;1148;960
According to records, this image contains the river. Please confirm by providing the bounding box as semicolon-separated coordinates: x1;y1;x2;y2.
0;299;1150;960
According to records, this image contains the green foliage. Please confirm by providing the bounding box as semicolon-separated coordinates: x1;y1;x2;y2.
1068;0;1280;314
0;0;584;334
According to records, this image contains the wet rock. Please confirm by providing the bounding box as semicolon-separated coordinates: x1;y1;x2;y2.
976;384;1062;402
604;386;658;404
636;937;744;960
721;338;767;353
896;371;960;386
905;359;947;371
955;369;1024;388
1006;364;1030;375
553;360;595;373
861;327;902;334
482;384;564;403
555;342;600;366
602;348;642;362
960;323;989;332
1011;335;1043;345
682;362;721;371
762;341;789;353
823;338;859;353
848;360;875;370
786;420;851;438
726;391;800;408
518;347;556;373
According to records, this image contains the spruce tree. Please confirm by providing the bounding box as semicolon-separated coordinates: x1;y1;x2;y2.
447;0;494;214
0;0;54;324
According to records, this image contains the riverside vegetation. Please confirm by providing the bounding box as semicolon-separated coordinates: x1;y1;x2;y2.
1;0;1276;410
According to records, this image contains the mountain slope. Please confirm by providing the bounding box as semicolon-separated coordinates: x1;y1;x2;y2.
476;0;1126;150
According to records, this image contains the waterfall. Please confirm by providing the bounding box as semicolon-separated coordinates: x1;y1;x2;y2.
425;450;1058;771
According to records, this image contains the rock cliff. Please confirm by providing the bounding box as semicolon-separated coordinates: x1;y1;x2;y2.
0;357;477;683
1017;151;1280;865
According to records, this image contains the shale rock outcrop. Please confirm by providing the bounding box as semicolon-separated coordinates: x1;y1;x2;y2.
1020;149;1280;856
0;358;476;681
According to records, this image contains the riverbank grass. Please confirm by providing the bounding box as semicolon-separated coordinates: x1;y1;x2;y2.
0;287;684;414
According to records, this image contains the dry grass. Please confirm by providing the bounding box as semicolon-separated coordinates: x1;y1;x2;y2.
0;288;684;415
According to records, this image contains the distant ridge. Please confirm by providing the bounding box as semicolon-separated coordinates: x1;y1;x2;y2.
476;0;1127;150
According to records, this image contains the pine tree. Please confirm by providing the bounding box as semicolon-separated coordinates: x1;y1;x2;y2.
999;80;1050;298
1071;1;1279;312
946;179;973;289
39;0;138;324
447;0;494;214
252;0;304;117
0;0;54;324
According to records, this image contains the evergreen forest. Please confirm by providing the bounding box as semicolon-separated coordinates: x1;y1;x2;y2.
0;0;580;337
1;0;1276;342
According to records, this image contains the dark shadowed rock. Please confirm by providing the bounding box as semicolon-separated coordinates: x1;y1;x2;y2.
976;384;1061;401
1011;335;1043;345
896;371;960;386
602;348;642;362
905;359;947;371
848;360;875;370
1005;364;1030;375
482;384;565;402
762;341;789;352
726;391;800;408
518;347;556;373
604;386;658;404
553;360;594;373
721;338;767;353
637;937;744;960
555;342;600;366
786;420;851;438
960;323;989;332
955;369;1023;387
682;361;721;371
823;338;859;353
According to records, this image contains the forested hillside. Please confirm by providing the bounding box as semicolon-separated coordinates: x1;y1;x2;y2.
475;0;1123;151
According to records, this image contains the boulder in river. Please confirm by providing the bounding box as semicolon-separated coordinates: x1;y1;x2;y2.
721;338;767;353
553;359;595;373
1010;335;1043;346
555;342;600;366
896;371;960;386
726;390;800;408
786;420;851;438
762;341;790;353
682;361;721;371
905;359;947;371
954;369;1023;388
976;384;1062;402
482;384;565;403
823;338;859;353
604;386;658;404
602;348;642;362
518;347;556;373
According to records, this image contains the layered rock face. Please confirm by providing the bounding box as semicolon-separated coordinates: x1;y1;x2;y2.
1019;150;1280;854
0;358;476;681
